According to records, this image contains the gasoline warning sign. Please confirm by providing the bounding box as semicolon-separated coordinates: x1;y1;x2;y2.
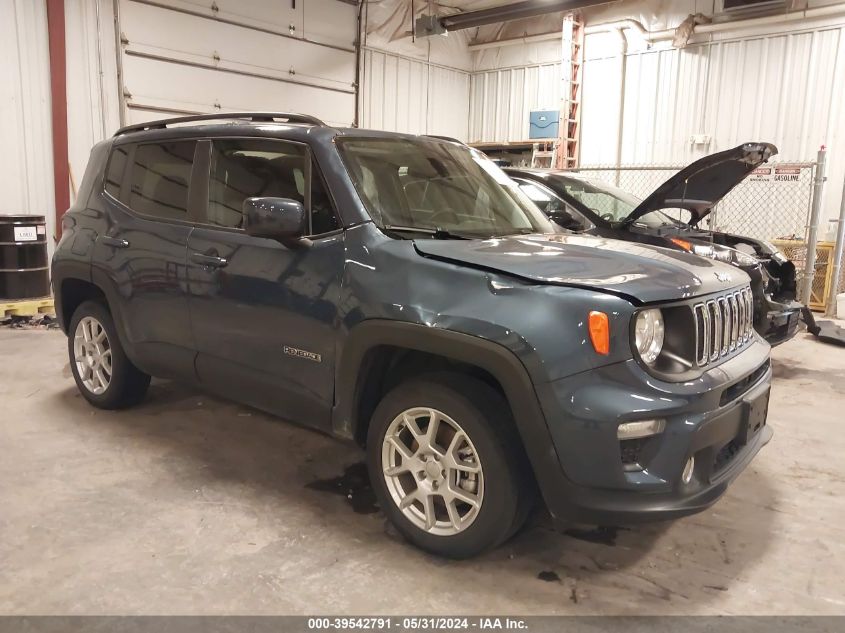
749;165;802;182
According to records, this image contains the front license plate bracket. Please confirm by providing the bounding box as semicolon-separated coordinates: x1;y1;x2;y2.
739;387;770;445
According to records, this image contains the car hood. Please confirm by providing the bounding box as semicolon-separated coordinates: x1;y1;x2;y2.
414;233;746;304
623;142;778;226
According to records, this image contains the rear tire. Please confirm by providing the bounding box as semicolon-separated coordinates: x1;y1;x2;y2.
68;300;150;409
367;372;532;558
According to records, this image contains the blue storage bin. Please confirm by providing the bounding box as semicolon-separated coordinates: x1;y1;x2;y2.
529;110;559;139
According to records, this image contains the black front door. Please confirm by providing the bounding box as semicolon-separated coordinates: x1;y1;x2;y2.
186;138;344;429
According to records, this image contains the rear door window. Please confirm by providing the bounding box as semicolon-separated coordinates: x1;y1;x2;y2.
128;141;197;221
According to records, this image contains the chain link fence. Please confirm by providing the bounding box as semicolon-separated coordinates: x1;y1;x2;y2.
562;161;816;242
558;159;845;310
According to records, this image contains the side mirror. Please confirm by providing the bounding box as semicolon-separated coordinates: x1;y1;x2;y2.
243;197;307;245
549;209;583;232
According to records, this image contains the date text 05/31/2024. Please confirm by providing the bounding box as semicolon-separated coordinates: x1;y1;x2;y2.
307;617;529;630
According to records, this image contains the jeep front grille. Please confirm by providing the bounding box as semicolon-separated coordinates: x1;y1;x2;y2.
693;287;753;367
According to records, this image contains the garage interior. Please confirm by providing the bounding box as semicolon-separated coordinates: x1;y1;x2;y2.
3;0;845;618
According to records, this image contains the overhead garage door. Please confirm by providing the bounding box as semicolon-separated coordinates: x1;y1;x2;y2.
116;0;357;127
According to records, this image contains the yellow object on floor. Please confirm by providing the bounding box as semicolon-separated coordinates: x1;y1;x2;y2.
0;296;54;318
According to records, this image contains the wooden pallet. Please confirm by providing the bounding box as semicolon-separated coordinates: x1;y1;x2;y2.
0;296;55;318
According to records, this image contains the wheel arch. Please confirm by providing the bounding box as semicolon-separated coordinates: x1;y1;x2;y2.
332;320;567;504
56;277;107;334
55;274;136;369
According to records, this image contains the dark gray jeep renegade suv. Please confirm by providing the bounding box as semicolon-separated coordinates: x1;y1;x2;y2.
52;113;773;558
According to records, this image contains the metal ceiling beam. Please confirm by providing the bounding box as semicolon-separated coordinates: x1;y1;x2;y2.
439;0;614;32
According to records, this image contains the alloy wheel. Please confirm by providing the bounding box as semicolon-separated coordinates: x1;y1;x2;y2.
73;316;112;395
381;407;484;536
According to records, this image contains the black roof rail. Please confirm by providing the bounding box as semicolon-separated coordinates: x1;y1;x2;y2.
113;112;326;137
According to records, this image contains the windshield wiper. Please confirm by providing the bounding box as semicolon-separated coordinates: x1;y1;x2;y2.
383;225;472;240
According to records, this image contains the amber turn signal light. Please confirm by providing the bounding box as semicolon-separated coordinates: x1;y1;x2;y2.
670;237;691;251
588;311;610;355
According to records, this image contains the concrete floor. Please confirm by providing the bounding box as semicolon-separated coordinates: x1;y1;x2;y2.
1;326;844;615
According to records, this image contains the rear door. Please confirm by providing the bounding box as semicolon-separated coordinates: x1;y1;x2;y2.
92;139;200;379
186;137;344;430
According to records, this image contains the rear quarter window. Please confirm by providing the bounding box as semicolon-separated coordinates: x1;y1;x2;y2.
104;145;129;199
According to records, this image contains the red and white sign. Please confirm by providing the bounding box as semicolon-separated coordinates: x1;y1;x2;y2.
774;166;801;181
749;167;771;181
748;165;802;183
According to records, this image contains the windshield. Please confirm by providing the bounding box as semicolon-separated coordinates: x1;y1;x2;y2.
550;175;688;228
338;138;554;238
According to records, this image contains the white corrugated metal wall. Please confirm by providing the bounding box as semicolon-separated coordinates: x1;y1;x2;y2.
466;16;845;226
0;0;55;239
580;27;845;166
65;0;121;214
469;24;845;158
579;24;845;225
468;62;561;143
358;0;474;140
360;48;471;140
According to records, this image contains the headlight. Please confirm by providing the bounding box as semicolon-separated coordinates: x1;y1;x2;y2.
679;238;758;267
733;250;758;266
634;309;664;365
671;238;717;260
692;244;716;259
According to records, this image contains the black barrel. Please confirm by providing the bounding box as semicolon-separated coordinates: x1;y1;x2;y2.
0;214;50;300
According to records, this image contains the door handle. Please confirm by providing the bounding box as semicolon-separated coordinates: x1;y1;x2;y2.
99;235;129;248
190;252;228;268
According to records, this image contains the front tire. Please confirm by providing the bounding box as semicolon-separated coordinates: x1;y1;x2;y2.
367;373;531;558
68;300;150;409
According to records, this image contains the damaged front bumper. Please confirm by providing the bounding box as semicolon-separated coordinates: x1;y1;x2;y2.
801;306;845;346
760;298;845;347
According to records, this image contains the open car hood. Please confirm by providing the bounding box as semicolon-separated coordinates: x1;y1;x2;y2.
623;142;778;226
